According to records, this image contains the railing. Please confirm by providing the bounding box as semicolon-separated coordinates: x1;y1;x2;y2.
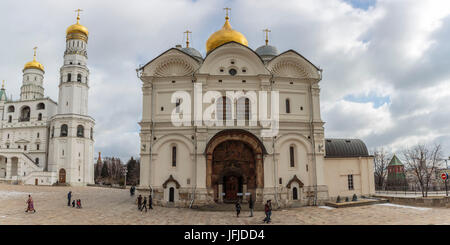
375;190;448;197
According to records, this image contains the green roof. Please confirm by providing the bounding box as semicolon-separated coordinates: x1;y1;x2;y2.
0;88;7;101
389;154;403;166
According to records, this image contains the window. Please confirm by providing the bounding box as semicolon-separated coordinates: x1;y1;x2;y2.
289;146;295;167
279;178;282;185
286;99;291;113
90;128;93;140
37;133;40;138
7;134;9;139
38;113;42;121
19;106;31;122
60;124;68;137
51;126;55;138
348;175;354;190
228;68;237;76
35;158;39;165
24;145;27;151
36;144;40;150
8;116;11;123
217;96;231;123
6;144;9;149
237;97;250;125
172;146;177;167
77;74;82;82
77;125;84;137
67;73;71;82
8;106;14;113
37;103;45;110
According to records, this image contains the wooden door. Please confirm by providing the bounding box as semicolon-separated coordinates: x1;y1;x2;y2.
35;179;38;186
225;176;238;201
59;169;66;184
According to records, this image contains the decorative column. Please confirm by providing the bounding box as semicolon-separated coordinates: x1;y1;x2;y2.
5;159;11;179
255;153;263;188
218;184;223;203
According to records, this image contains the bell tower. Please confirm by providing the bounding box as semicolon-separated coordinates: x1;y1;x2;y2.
48;10;95;186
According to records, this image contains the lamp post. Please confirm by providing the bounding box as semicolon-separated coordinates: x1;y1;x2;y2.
123;166;128;189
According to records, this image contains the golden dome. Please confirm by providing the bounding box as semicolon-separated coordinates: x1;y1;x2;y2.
66;12;89;40
23;48;44;72
206;16;248;53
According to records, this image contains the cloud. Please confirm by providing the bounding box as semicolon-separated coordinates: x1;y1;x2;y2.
0;0;449;160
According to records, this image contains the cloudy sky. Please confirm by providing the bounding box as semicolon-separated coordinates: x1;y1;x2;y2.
0;0;449;161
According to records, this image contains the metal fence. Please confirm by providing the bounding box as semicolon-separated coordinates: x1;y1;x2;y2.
375;190;448;197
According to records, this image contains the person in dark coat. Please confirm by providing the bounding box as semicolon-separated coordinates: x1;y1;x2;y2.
248;195;254;217
137;195;142;210
235;201;241;217
141;197;148;212
148;194;153;209
72;200;75;207
67;191;72;206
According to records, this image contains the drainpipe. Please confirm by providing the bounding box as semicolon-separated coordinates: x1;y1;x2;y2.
270;75;279;208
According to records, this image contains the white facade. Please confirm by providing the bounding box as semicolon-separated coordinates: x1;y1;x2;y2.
138;17;375;207
0;15;95;186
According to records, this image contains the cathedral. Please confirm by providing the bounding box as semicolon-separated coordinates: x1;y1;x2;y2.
0;11;95;186
138;12;376;207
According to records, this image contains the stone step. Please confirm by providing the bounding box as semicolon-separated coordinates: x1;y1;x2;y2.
194;203;266;212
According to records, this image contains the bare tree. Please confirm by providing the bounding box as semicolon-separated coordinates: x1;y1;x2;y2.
373;147;391;190
402;144;443;197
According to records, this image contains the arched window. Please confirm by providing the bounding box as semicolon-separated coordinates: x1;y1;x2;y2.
60;124;68;137
35;158;39;165
90;128;93;139
289;145;295;167
293;187;298;200
172;146;177;167
217;96;231;123
37;113;42;121
286;99;291;113
7;106;14;113
67;73;71;82
237;97;250;125
36;103;45;110
77;125;84;137
77;74;82;82
19;106;31;122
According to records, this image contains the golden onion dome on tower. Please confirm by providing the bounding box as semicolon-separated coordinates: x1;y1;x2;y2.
206;14;248;53
23;47;44;72
66;9;89;41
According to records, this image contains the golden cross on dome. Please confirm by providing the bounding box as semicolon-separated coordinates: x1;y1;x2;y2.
75;9;83;22
184;30;192;48
33;47;38;60
223;7;231;20
263;28;271;45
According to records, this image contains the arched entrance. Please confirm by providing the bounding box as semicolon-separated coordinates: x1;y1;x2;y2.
169;187;175;202
205;129;266;203
59;169;66;183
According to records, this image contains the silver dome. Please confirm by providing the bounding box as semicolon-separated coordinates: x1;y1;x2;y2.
255;45;279;59
181;47;203;60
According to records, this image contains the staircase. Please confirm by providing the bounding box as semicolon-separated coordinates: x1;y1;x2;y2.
195;203;266;212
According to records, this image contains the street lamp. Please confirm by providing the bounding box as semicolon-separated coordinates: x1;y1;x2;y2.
122;166;128;189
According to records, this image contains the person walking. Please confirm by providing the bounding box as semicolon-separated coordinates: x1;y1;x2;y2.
235;201;241;217
248;195;254;217
25;195;36;213
137;195;143;210
141;197;148;213
263;200;272;223
67;191;72;207
148;194;153;209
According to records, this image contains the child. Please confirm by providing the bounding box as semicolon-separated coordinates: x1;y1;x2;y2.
72;200;75;207
76;199;82;209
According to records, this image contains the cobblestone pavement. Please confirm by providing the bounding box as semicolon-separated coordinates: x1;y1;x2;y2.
0;184;449;225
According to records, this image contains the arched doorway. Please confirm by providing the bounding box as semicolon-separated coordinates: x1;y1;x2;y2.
205;129;266;203
169;187;175;202
59;169;66;183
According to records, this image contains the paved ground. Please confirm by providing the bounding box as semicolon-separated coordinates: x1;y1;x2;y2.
1;184;450;225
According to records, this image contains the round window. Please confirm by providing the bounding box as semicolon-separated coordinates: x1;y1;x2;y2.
229;68;237;76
